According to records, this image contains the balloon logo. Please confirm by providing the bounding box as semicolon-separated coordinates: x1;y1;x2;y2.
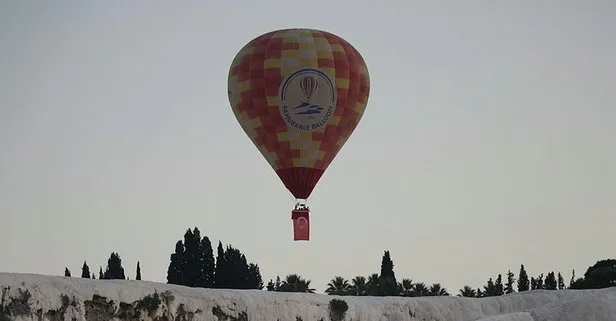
299;76;319;101
227;28;370;239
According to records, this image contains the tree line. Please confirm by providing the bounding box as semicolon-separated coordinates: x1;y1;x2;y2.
63;227;616;297
261;252;615;297
63;227;264;290
166;227;263;289
64;252;139;280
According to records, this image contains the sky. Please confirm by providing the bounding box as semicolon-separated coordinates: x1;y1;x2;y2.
1;1;615;294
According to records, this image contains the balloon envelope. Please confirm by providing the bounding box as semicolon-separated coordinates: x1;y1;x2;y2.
227;28;370;200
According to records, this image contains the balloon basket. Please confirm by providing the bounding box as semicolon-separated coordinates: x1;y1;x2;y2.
291;205;310;241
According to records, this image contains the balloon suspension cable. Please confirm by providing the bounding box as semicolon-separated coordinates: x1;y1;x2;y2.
293;198;309;211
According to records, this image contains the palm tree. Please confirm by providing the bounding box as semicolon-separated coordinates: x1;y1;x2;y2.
279;274;315;293
399;278;414;297
428;283;449;296
325;276;351;295
412;282;430;297
458;285;477;297
366;273;380;296
350;276;367;296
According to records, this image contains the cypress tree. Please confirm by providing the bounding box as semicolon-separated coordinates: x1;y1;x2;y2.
487;278;498;296
247;263;264;290
544;272;557;290
483;278;497;296
182;228;200;287
517;264;529;291
504;270;516;294
136;261;141;280
103;252;126;280
266;276;281;291
495;274;504;295
167;240;185;285
223;246;250;289
196;235;215;288
81;261;91;278
536;273;544;289
377;250;398;296
557;272;565;290
214;241;227;288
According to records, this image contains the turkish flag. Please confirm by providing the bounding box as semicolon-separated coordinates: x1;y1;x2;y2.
292;210;310;241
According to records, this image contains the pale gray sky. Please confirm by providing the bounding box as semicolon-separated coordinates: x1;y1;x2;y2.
1;1;615;293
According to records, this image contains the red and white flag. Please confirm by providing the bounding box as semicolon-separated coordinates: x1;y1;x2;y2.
292;210;310;241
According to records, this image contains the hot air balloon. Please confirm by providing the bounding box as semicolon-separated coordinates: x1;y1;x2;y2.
227;28;370;241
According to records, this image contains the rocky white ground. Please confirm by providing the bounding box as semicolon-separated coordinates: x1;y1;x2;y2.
1;273;615;321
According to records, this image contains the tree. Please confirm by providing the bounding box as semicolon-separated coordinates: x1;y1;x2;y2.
535;273;544;289
266;276;282;291
220;245;250;289
377;250;398;296
64;267;71;277
212;242;262;289
504;270;515;294
98;267;103;279
214;241;227;287
570;269;576;288
482;278;498;297
366;273;380;296
428;283;449;296
136;261;141;281
557;272;565;290
179;228;216;288
398;278;413;297
247;263;264;290
326;276;351;295
81;261;91;278
517;264;529;292
412;282;429;297
458;286;477;298
103;252;126;280
584;259;616;289
570;259;616;289
569;277;586;289
198;235;215;288
167;240;185;285
350;276;368;296
91;273;95;279
530;277;537;290
544;272;557;290
495;274;504;295
278;274;315;293
181;228;202;287
265;280;274;291
166;228;217;288
476;287;484;298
